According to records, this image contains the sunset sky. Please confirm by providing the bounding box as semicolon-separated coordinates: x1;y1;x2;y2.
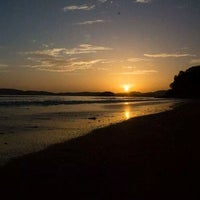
0;0;200;92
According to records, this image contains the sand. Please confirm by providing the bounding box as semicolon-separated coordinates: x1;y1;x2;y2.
0;100;200;199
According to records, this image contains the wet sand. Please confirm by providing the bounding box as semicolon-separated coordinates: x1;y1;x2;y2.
0;100;200;199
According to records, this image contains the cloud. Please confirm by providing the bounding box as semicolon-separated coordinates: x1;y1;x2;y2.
97;67;109;71
134;0;152;4
144;53;196;58
25;48;65;57
0;64;8;68
42;44;49;48
127;58;150;62
76;19;107;25
123;66;136;69
114;70;158;75
98;0;108;3
190;58;200;64
0;64;8;72
26;58;106;72
63;4;95;11
25;44;112;57
71;59;105;67
23;44;112;72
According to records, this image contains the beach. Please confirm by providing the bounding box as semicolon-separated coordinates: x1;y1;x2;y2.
0;96;179;165
1;0;200;199
0;100;199;199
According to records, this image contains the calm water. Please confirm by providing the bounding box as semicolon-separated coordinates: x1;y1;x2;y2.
0;95;182;165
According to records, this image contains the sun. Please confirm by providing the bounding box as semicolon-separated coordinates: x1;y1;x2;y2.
123;85;130;92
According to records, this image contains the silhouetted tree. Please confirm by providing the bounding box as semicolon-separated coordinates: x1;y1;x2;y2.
166;66;200;98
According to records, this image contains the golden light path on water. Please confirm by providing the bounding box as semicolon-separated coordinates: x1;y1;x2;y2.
124;102;131;120
125;111;130;120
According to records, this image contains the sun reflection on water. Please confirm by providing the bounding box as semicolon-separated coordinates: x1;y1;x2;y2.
124;102;131;120
125;110;130;120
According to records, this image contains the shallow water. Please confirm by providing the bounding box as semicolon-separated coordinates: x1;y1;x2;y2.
0;96;182;165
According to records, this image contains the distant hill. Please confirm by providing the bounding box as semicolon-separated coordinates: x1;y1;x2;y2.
99;91;115;96
166;66;200;98
0;89;54;96
58;91;115;96
0;89;115;96
57;92;101;96
116;90;167;98
0;88;167;97
132;90;167;98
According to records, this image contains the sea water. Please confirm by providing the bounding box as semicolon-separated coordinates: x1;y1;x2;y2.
0;95;182;165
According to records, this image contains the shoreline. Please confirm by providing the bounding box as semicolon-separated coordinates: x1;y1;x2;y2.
0;98;180;166
0;100;199;199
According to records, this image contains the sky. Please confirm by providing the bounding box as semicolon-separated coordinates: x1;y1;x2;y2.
0;0;200;92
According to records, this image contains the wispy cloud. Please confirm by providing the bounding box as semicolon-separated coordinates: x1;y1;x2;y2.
0;64;8;67
127;58;150;62
23;44;112;72
98;0;108;3
123;66;136;69
0;64;8;72
25;44;112;57
134;0;152;4
76;19;107;25
190;58;200;65
97;67;109;71
114;70;158;75
144;53;196;58
25;48;65;57
26;57;106;72
42;44;49;48
63;4;95;11
71;59;105;67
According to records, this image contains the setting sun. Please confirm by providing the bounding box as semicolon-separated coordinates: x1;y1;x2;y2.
123;85;130;92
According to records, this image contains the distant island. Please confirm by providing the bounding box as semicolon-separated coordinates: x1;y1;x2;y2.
1;65;200;98
0;88;167;98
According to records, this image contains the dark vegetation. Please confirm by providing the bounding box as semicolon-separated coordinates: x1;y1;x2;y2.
166;66;200;98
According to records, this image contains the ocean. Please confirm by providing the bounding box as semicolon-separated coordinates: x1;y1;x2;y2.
0;95;182;165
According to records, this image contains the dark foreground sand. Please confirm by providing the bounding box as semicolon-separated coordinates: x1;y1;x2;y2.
1;101;200;199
